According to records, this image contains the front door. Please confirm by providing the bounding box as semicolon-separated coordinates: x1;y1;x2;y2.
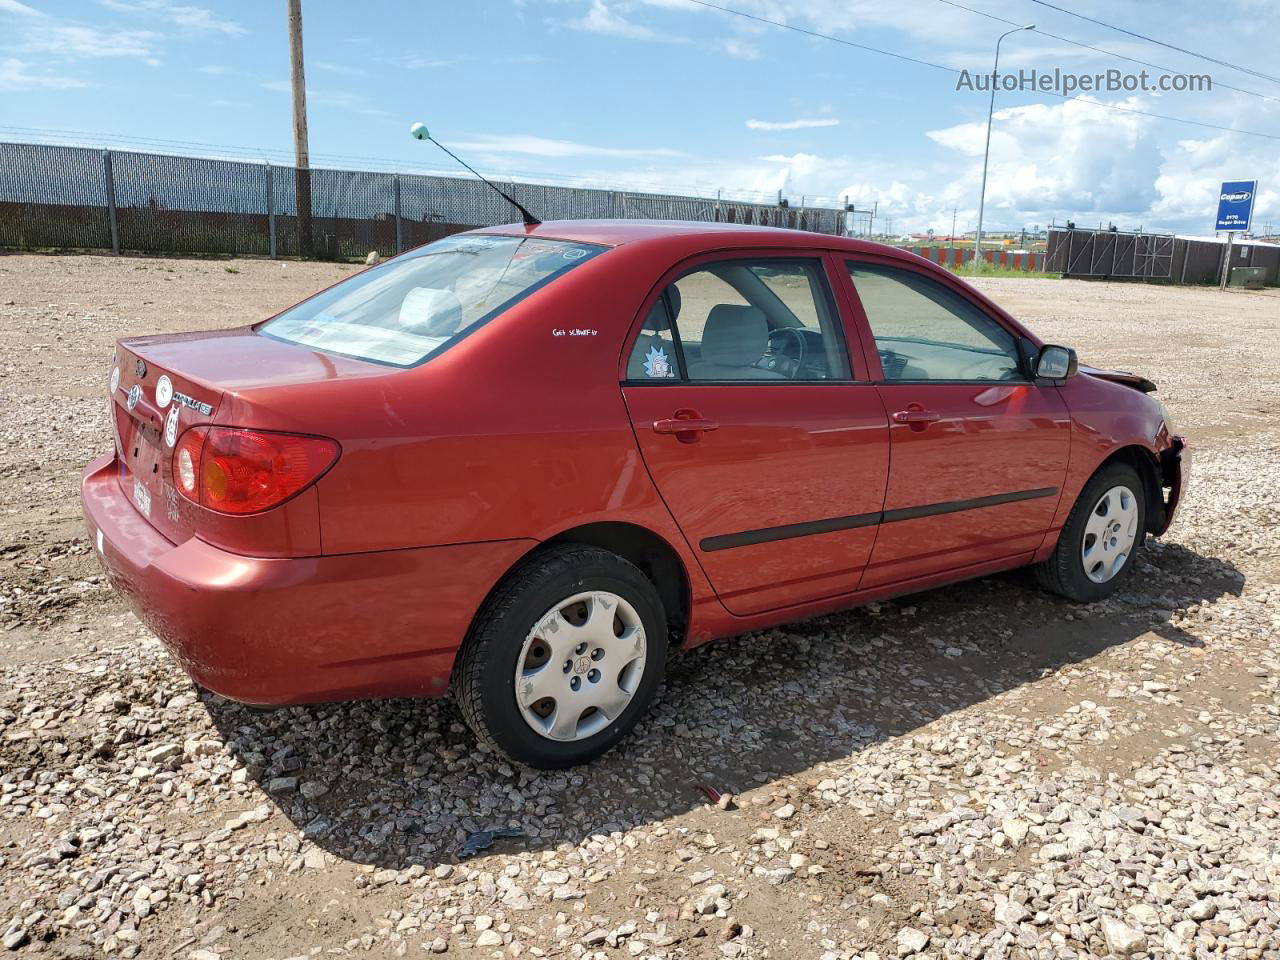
840;260;1071;589
621;254;889;615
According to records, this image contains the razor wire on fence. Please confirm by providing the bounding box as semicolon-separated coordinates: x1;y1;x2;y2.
0;141;846;259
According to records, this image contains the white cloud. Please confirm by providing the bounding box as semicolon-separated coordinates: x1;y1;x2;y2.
0;0;43;16
722;37;760;60
260;79;389;117
100;0;244;34
571;0;653;38
402;56;458;69
450;133;681;159
23;24;159;58
0;56;86;89
315;61;367;77
746;117;840;131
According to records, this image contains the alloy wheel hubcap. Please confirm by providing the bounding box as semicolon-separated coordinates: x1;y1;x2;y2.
514;591;646;742
1081;484;1138;584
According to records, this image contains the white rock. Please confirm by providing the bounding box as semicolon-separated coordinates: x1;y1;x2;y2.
1101;917;1146;956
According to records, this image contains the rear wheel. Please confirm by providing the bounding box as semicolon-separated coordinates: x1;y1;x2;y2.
455;545;667;768
1036;462;1147;602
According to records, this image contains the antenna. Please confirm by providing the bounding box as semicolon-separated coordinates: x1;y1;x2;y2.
410;122;540;226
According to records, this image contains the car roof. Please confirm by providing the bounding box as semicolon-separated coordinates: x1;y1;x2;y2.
471;218;898;255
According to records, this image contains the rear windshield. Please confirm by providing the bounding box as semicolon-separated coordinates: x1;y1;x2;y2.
259;234;605;366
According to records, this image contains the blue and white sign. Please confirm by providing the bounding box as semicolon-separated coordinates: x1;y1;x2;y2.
1216;179;1257;232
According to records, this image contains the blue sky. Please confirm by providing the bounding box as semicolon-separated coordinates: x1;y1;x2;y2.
1;0;1277;234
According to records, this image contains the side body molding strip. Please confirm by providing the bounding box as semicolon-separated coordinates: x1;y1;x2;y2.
699;486;1059;552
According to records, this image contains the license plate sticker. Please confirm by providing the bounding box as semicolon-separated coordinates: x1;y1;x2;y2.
133;479;152;518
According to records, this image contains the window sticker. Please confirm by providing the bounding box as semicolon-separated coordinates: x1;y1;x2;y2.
643;345;675;378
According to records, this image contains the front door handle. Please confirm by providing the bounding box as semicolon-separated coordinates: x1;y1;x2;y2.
892;405;942;427
653;410;719;443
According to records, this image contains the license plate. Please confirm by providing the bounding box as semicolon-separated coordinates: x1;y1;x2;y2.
133;479;152;518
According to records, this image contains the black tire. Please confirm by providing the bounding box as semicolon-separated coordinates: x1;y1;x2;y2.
454;545;667;769
1035;461;1147;602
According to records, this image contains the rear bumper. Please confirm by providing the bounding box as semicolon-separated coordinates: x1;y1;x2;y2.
81;453;533;705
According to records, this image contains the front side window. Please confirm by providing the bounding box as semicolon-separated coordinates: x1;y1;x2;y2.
627;259;849;382
847;263;1023;382
261;234;603;366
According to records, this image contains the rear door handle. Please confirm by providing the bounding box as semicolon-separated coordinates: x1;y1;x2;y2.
892;407;941;425
653;411;719;442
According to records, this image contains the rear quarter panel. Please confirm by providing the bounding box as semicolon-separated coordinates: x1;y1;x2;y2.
222;247;713;611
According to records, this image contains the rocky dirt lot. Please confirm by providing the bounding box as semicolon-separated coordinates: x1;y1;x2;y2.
1;253;1278;960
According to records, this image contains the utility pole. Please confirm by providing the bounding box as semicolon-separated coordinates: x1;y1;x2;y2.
950;207;957;248
287;0;313;257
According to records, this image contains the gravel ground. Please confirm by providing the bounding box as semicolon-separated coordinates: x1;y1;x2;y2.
1;252;1278;960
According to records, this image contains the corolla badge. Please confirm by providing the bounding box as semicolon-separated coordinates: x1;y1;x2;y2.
172;391;213;416
126;384;141;410
1221;191;1251;203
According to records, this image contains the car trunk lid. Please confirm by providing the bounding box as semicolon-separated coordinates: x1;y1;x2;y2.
111;340;225;545
111;328;391;545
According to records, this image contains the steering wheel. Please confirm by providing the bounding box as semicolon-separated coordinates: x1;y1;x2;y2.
765;327;808;380
955;357;1021;381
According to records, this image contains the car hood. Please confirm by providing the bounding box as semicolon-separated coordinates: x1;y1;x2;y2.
1079;363;1157;393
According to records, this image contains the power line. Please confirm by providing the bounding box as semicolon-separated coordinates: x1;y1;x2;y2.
1024;0;1280;86
934;0;1280;105
680;0;1280;140
682;0;955;73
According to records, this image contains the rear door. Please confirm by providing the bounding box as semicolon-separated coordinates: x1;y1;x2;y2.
620;252;890;615
838;259;1070;588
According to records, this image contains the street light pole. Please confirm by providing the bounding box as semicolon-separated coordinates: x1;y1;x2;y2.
973;23;1034;272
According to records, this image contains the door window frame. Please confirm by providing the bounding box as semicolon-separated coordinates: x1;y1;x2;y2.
618;248;872;386
833;253;1038;384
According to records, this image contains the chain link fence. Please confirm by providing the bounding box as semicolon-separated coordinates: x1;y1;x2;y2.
0;141;845;258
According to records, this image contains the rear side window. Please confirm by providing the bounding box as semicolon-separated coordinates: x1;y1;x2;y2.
261;234;604;367
626;297;681;379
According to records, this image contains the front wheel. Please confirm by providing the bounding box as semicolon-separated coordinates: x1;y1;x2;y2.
454;545;667;769
1036;462;1147;603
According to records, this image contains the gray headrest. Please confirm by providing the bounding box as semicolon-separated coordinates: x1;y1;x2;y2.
700;305;767;366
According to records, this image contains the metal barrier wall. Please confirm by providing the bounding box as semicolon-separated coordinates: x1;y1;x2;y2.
0;141;845;258
1046;228;1280;285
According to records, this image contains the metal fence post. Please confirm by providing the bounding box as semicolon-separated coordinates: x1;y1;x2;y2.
102;149;120;255
265;163;277;259
393;174;403;254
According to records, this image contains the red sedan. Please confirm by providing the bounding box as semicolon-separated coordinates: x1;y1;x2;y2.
82;221;1187;768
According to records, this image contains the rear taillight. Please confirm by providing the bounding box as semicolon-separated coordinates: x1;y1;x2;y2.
173;426;339;515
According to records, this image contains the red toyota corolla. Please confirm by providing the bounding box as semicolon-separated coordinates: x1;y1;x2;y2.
82;221;1186;767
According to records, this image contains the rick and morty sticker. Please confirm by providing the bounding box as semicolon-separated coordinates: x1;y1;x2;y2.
643;345;675;378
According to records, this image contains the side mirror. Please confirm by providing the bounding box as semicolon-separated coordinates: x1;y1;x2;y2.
1036;344;1078;380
